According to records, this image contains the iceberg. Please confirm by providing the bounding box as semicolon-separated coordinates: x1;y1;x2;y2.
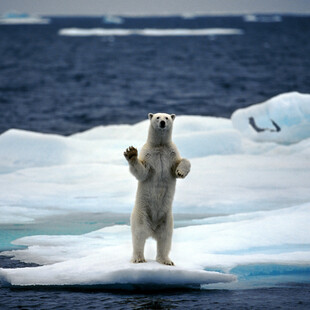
58;28;244;37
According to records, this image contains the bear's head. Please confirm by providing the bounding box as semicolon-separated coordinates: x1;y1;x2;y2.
148;113;176;132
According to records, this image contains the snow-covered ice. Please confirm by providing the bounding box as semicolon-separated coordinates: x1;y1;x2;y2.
0;92;309;288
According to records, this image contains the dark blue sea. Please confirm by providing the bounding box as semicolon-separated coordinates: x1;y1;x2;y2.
1;15;310;309
1;15;310;135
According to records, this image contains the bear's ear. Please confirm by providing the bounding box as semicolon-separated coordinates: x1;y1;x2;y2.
148;113;154;120
171;114;176;121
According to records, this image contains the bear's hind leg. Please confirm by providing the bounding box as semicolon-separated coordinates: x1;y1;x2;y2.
131;230;147;263
155;217;174;266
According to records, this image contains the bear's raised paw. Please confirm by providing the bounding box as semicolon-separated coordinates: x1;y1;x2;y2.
124;146;138;161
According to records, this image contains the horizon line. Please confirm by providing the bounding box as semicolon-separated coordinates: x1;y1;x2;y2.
5;12;310;18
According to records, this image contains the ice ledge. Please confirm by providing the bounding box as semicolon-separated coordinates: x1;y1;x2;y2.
0;260;236;288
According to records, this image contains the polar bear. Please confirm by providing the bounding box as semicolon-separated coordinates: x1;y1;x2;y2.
124;113;191;265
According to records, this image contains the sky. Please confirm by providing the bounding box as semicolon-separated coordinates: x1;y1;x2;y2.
1;0;310;16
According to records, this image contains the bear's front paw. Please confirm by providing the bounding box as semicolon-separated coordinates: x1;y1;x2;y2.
176;167;189;179
124;146;138;162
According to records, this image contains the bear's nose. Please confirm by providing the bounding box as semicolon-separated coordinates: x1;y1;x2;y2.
160;120;166;128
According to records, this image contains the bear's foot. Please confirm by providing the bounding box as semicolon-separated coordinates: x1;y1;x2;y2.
131;256;146;263
156;257;175;266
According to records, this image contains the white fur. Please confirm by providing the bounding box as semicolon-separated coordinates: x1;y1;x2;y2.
124;113;191;265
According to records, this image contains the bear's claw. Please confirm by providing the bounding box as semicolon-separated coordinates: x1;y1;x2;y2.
163;260;174;266
176;168;188;178
131;257;146;263
156;257;175;266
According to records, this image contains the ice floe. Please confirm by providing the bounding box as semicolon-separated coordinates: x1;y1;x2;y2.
1;203;309;287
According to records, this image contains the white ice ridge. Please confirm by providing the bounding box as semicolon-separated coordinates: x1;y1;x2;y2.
1;203;310;287
232;92;310;144
58;28;244;37
0;92;310;223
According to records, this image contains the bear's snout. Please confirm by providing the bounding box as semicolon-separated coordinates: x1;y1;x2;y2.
160;120;166;128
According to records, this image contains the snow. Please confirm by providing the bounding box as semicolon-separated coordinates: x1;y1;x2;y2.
58;28;244;37
0;91;309;288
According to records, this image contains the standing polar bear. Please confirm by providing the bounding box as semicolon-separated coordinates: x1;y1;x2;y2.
124;113;191;266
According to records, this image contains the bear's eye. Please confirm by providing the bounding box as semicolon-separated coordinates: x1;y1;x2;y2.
165;117;168;120
156;117;160;120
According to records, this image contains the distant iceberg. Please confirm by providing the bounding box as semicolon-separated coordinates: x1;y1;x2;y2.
243;14;282;23
102;15;124;25
0;11;50;25
58;28;244;37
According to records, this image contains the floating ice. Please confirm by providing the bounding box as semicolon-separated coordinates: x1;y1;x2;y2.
231;92;310;144
58;28;244;37
0;12;50;24
0;225;236;287
243;14;282;23
102;15;124;25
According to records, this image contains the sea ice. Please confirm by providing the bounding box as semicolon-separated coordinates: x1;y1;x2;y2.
0;92;309;288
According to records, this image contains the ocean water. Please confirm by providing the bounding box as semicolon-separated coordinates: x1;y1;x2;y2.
1;15;310;309
0;15;310;135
